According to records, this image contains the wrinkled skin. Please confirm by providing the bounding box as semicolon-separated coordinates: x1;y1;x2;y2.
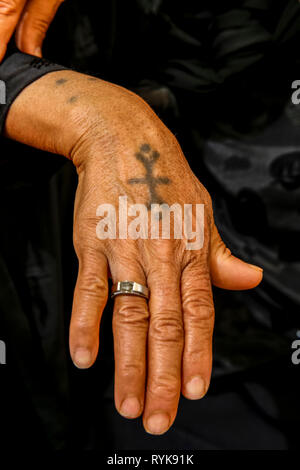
5;71;263;434
0;0;64;61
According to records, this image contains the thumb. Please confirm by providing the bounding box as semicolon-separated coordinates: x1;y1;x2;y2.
15;0;65;57
210;223;263;290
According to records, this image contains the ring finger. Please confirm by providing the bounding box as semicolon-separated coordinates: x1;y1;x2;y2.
111;251;149;420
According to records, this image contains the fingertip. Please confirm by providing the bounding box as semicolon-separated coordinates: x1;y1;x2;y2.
69;318;100;370
211;254;263;290
34;46;42;57
23;44;42;57
72;348;93;369
144;412;170;435
17;41;42;57
247;263;264;289
248;263;263;273
183;375;208;400
119;397;142;419
236;258;264;289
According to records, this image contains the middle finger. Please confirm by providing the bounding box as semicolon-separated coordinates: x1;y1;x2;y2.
143;257;183;435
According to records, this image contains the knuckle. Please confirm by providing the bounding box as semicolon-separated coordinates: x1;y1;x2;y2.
77;282;107;301
149;375;179;401
147;265;181;294
73;219;98;254
74;234;103;265
150;315;183;344
113;302;149;328
215;238;232;260
149;240;181;262
77;271;108;300
149;277;177;299
73;231;85;258
0;0;18;16
184;297;214;321
196;182;212;208
28;16;49;35
72;311;97;332
118;361;144;380
184;304;215;334
195;183;213;222
184;265;211;286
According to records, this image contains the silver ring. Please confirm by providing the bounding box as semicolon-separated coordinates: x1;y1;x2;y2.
111;281;149;300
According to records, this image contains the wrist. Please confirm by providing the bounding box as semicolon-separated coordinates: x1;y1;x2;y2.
3;70;112;161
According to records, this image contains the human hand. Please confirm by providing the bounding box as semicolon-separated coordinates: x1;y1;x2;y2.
4;70;263;435
0;0;64;61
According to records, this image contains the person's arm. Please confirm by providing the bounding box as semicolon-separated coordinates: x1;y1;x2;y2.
0;49;68;133
2;63;263;435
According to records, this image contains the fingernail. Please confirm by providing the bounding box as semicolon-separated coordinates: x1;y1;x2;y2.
120;397;141;418
145;412;170;435
185;375;206;399
73;349;92;369
34;47;42;57
248;263;263;273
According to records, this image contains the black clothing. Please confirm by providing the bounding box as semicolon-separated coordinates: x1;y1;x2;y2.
0;47;67;134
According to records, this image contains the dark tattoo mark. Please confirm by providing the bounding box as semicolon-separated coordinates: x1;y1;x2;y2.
67;95;78;104
55;78;68;86
128;144;170;209
87;77;98;81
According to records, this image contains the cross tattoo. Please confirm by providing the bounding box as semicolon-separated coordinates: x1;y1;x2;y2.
128;144;171;209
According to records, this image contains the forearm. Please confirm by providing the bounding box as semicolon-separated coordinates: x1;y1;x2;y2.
3;65;151;166
0;48;124;160
4;69;98;159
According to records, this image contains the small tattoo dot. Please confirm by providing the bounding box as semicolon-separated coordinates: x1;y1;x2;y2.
68;96;78;104
56;78;68;85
